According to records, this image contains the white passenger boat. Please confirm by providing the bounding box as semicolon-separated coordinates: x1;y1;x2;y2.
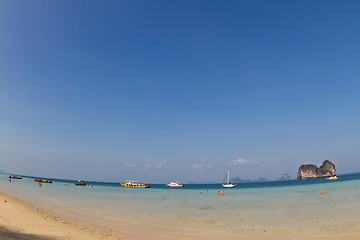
166;181;184;187
326;176;338;180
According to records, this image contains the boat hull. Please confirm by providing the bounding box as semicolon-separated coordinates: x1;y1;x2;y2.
9;176;22;179
35;179;52;183
166;181;184;187
74;181;87;186
120;183;150;188
326;176;338;180
222;184;236;188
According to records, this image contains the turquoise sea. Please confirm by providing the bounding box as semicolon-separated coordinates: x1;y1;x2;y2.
1;173;360;239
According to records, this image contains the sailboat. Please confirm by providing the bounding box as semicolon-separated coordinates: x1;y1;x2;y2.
222;170;236;188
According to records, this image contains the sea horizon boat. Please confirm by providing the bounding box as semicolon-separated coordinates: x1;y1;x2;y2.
166;181;184;187
326;176;338;180
120;180;150;188
9;175;22;179
222;170;236;188
35;178;53;183
74;180;87;186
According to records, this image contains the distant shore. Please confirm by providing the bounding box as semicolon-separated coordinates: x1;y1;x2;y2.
0;190;126;240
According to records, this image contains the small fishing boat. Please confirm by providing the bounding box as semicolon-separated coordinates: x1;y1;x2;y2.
74;180;87;186
35;178;53;183
120;180;150;188
326;176;338;180
222;170;236;188
166;181;184;187
9;175;22;179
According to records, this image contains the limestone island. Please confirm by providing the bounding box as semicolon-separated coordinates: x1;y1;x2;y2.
297;160;336;180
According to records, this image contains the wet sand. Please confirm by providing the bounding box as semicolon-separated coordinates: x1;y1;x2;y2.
0;190;126;240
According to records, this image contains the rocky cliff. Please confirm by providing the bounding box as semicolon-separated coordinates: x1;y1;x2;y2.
297;160;336;180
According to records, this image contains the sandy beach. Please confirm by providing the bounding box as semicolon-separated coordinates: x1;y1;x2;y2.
0;190;126;240
2;179;360;240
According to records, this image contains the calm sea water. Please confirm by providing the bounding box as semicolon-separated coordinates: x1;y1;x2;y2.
1;173;360;239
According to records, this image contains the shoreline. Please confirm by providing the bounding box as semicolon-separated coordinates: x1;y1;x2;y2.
0;189;127;240
2;181;360;240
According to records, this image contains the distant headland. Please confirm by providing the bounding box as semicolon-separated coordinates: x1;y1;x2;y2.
297;160;336;180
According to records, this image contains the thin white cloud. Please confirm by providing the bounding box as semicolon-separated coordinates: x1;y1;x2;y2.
231;158;259;165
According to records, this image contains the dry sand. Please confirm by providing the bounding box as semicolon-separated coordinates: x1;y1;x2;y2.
0;190;127;240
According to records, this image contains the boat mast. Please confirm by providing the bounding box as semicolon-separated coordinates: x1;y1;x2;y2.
227;170;230;184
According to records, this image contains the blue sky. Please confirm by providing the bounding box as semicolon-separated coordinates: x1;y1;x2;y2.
1;0;360;183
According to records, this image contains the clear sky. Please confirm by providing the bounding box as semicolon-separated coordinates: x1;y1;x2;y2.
1;0;360;183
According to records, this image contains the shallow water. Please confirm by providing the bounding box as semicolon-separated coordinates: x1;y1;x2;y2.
1;174;360;239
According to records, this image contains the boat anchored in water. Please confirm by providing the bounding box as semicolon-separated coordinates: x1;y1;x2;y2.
35;178;53;183
166;181;184;187
74;180;87;186
9;175;22;179
222;170;236;188
326;176;338;180
120;180;150;188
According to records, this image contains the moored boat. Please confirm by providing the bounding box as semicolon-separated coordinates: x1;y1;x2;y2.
120;180;150;188
222;170;236;188
166;181;184;187
35;178;53;183
326;176;338;180
74;180;87;186
9;175;22;179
